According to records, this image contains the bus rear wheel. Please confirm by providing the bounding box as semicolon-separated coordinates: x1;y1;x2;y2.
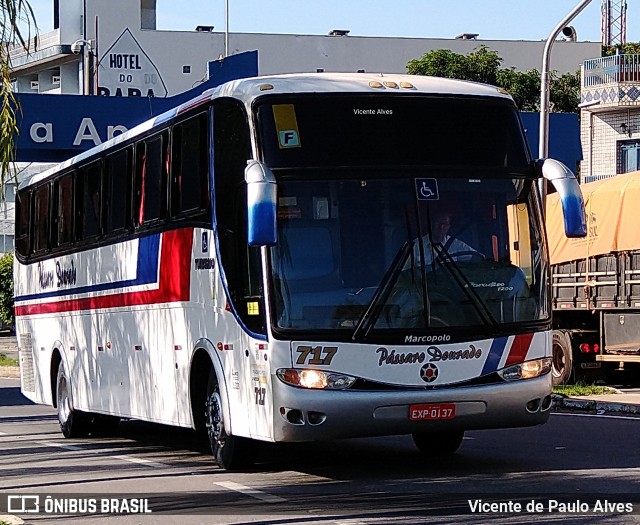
205;372;256;470
56;363;89;438
412;430;464;456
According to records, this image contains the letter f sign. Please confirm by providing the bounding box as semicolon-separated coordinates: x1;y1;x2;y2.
278;129;300;148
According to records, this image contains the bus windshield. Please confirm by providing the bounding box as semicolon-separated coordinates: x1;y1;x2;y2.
256;93;547;340
268;173;548;339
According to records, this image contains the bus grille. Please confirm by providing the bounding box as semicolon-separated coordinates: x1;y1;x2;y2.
19;333;35;392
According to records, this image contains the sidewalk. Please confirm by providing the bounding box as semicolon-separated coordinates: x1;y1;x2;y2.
552;391;640;415
0;333;19;379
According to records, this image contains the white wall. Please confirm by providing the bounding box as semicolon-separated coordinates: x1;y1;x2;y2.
66;0;602;98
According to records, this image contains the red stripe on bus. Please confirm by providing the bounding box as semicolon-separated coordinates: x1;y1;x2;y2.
15;229;193;316
504;332;534;366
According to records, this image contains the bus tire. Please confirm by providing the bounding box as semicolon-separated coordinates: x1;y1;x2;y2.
412;430;464;455
552;330;573;386
205;372;256;470
56;363;89;438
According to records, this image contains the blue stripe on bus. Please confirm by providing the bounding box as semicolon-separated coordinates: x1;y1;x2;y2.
481;336;509;376
14;234;161;302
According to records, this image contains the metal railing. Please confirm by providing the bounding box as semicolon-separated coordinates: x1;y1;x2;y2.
581;173;617;183
583;54;640;88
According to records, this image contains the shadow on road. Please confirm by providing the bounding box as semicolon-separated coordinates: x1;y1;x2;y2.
0;385;35;407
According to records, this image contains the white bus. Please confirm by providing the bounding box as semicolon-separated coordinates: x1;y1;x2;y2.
14;73;586;469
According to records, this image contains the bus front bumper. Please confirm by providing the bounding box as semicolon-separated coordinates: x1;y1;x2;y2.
271;374;552;442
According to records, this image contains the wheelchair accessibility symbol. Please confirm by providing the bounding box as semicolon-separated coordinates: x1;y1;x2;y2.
415;178;439;200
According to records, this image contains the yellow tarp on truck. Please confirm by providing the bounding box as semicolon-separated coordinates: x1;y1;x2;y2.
547;170;640;265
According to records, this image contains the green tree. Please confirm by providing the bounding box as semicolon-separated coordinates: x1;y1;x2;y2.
0;252;14;329
550;71;581;114
1;0;37;191
602;42;640;56
407;46;581;113
495;68;541;111
408;45;502;85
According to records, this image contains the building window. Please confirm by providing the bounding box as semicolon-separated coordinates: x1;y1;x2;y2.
619;140;640;173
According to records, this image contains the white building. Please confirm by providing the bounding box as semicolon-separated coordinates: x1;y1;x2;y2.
580;55;640;182
9;0;601;97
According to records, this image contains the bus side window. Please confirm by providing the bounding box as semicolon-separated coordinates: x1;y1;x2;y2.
78;161;103;241
135;133;168;227
32;184;51;255
15;190;32;258
171;113;209;217
105;148;133;234
52;174;74;249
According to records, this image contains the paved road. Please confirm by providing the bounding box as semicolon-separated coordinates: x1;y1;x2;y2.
2;378;640;524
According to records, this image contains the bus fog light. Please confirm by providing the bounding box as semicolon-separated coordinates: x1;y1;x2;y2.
276;368;357;390
498;358;552;381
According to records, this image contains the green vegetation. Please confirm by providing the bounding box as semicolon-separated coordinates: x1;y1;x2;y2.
0;352;17;366
407;45;580;113
0;252;13;329
602;42;640;56
553;383;615;397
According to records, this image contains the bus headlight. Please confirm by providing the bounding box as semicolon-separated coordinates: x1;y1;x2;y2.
276;368;357;390
498;358;552;381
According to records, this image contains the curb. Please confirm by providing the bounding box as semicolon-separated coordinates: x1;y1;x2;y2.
0;365;19;379
552;394;640;415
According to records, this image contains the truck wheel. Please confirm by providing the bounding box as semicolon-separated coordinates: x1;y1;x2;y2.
56;363;89;438
552;330;573;386
412;431;464;455
205;371;256;470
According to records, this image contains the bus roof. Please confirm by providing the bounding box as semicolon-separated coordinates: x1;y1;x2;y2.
21;72;512;189
213;72;510;102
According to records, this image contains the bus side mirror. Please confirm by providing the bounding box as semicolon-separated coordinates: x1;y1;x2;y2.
538;158;587;238
245;160;277;246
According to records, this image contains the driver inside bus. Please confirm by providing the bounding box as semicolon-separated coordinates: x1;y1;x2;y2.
410;210;483;266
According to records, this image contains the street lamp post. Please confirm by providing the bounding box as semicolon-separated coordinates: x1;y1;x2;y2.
225;0;229;57
538;0;593;211
538;0;593;159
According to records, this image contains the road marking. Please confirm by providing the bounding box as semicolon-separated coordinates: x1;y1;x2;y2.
0;431;7;436
35;440;168;468
214;481;287;503
36;441;83;451
552;412;640;421
110;454;168;468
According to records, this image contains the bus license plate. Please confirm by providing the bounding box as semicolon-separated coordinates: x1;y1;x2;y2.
409;403;456;421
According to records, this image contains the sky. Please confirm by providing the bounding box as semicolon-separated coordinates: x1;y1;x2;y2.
23;0;639;44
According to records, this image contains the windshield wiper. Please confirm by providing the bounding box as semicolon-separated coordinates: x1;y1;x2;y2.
431;243;499;330
351;240;412;342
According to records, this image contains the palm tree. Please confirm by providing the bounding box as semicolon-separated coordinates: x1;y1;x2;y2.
1;0;37;191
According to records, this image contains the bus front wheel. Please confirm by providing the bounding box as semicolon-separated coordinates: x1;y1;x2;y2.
412;430;464;456
56;363;89;438
205;372;256;470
